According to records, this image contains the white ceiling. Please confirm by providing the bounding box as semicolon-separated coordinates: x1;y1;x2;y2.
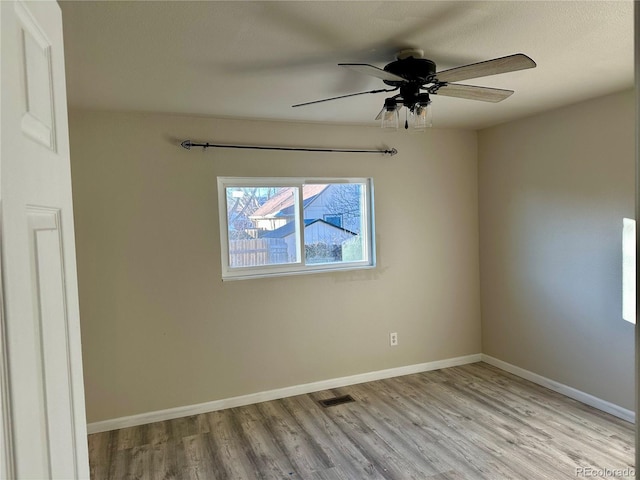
59;1;634;130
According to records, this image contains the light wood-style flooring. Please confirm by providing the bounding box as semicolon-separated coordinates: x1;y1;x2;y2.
88;362;635;479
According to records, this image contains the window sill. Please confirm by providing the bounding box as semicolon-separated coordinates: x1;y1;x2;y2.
221;263;376;281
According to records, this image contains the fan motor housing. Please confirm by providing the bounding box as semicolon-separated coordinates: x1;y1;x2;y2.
383;57;436;86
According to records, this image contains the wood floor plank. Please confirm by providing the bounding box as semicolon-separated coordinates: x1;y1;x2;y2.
279;395;388;479
88;362;635;480
182;433;220;480
205;409;261;480
452;364;634;469
148;443;179;480
307;466;351;479
336;384;449;476
323;409;410;478
147;420;171;447
353;381;481;475
88;432;113;480
256;399;334;475
116;425;145;451
445;377;586;477
231;404;301;479
374;376;529;479
127;445;152;480
420;381;574;479
170;414;201;439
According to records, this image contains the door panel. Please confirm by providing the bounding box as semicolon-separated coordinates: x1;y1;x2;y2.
28;208;78;478
16;0;57;150
1;1;90;478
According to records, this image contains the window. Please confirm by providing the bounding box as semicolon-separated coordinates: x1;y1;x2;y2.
323;214;343;228
218;177;375;280
622;218;635;324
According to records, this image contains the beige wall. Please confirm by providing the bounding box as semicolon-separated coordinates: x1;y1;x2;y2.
69;110;481;423
478;89;635;409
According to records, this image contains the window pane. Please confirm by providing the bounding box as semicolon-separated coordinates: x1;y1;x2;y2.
225;186;299;267
218;177;374;280
623;218;636;324
302;183;366;264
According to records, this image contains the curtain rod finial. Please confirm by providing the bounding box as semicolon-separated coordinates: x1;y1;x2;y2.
181;140;192;150
387;148;398;156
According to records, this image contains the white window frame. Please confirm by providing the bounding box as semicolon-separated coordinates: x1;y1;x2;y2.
217;177;376;280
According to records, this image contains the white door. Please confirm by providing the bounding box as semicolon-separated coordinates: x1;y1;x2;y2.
0;0;90;478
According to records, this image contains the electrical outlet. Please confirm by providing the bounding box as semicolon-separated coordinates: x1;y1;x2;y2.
390;332;398;346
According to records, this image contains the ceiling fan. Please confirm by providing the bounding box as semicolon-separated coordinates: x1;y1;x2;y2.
292;49;537;129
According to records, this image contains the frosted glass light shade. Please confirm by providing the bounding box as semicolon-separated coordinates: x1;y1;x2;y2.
412;103;432;131
381;107;399;130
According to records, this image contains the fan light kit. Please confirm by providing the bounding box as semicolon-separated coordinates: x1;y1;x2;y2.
293;49;536;131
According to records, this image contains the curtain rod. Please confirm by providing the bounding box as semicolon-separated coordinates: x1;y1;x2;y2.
180;140;397;156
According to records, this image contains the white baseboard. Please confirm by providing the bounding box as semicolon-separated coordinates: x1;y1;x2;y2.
87;353;482;434
481;354;635;424
87;353;634;433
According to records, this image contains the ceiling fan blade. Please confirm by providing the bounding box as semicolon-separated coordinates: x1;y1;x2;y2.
339;64;406;83
292;88;397;108
435;54;536;83
433;83;514;102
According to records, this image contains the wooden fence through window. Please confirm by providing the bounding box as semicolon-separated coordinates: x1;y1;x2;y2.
229;238;289;267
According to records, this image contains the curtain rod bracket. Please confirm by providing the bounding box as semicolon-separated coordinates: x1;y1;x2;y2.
180;140;397;156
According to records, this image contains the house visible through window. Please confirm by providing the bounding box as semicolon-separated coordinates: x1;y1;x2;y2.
218;177;375;280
